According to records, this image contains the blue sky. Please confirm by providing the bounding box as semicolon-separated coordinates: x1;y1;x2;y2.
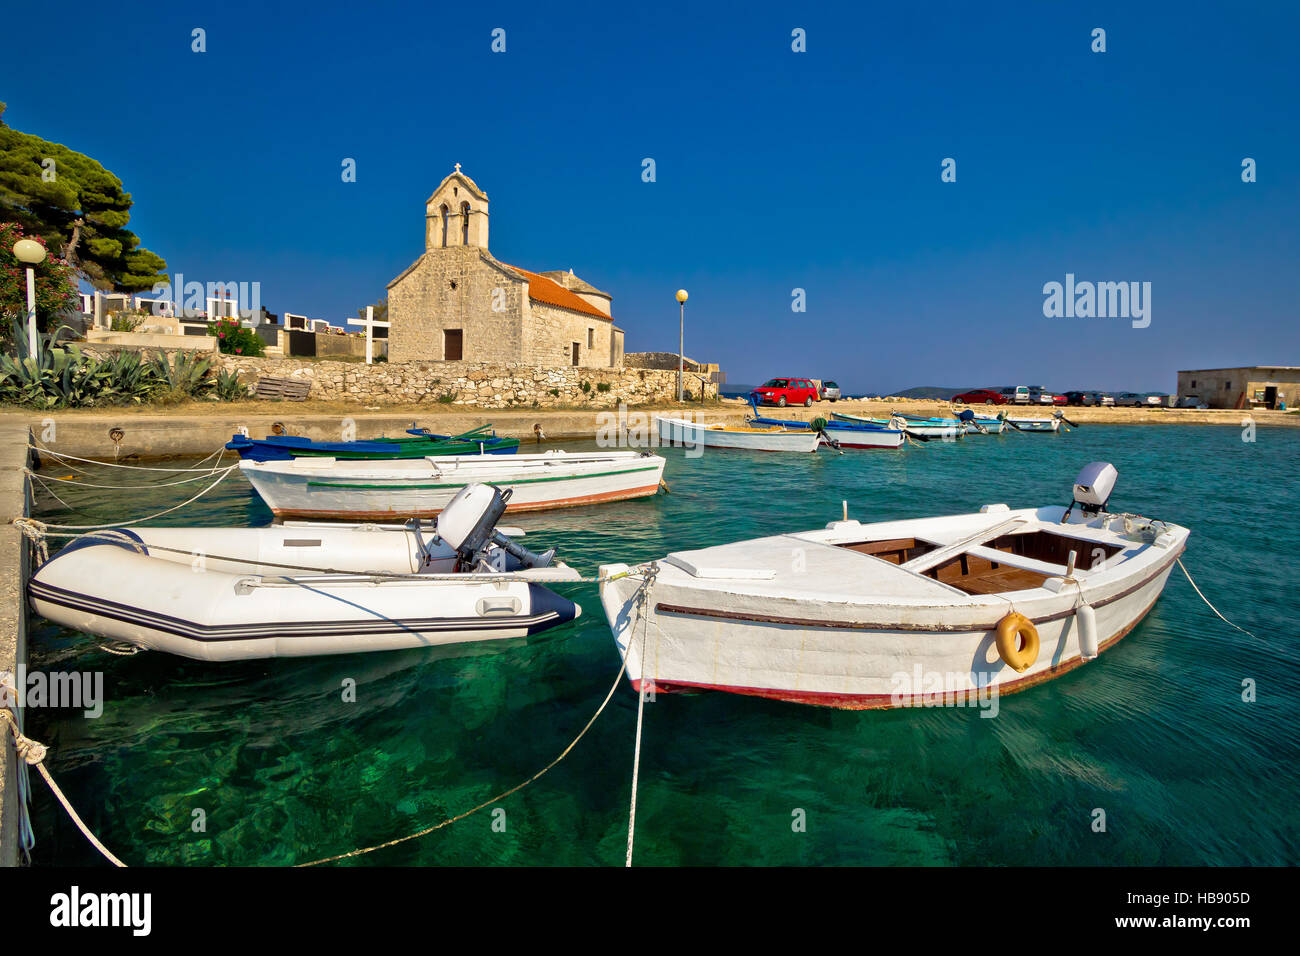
6;0;1297;393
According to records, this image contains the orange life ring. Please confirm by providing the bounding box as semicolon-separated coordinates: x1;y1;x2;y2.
996;612;1039;672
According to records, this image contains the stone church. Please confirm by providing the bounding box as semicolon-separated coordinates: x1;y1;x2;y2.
387;166;624;367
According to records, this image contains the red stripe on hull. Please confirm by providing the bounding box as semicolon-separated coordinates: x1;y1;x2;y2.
269;483;662;520
629;594;1161;710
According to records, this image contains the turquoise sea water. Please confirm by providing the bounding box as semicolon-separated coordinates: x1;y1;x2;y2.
24;425;1300;866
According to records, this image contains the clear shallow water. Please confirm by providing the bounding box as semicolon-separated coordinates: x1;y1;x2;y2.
25;426;1300;866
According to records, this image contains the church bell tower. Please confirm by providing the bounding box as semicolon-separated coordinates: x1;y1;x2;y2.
425;164;490;251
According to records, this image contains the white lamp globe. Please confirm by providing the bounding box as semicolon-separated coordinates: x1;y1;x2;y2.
13;239;46;265
675;289;688;304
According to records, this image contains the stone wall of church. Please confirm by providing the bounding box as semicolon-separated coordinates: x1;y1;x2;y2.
387;248;529;364
212;355;718;407
523;301;620;369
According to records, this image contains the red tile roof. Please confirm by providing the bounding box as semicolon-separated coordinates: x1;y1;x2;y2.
505;264;610;319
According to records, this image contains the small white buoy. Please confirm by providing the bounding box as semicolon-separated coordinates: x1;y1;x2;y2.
1077;604;1099;661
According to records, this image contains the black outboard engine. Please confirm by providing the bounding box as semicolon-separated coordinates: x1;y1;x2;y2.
436;483;555;571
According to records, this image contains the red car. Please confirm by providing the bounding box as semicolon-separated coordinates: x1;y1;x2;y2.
750;378;820;407
951;388;1008;405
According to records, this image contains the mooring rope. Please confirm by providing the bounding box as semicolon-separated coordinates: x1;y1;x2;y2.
0;707;126;868
21;464;240;530
295;566;657;867
5;567;656;868
27;442;234;473
1177;557;1262;642
23;462;234;491
624;567;657;867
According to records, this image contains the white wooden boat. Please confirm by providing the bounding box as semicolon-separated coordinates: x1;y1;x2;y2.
29;485;583;661
1004;416;1061;432
240;450;666;519
747;413;905;449
833;411;964;440
656;416;821;453
599;463;1188;709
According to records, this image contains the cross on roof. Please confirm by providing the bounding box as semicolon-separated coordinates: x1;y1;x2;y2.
454;163;461;173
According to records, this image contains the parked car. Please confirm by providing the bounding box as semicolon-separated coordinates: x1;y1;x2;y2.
1092;392;1116;407
1177;396;1209;409
1114;392;1144;407
1141;393;1168;407
750;377;820;407
1052;394;1068;406
821;380;841;402
1027;387;1056;405
1062;391;1096;406
952;388;1008;405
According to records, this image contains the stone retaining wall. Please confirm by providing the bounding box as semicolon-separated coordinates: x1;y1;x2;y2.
210;357;718;407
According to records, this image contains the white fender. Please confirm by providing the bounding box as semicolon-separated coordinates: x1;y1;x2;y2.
1077;603;1099;661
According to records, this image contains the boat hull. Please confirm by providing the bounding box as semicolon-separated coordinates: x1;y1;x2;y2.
747;415;904;449
656;417;821;453
599;507;1188;709
29;536;581;661
1005;418;1061;432
240;452;666;519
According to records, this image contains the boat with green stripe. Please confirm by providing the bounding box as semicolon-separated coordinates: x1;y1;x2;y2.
240;450;668;519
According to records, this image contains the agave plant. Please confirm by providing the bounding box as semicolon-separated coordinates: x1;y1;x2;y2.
213;367;249;401
0;318;91;408
149;351;213;398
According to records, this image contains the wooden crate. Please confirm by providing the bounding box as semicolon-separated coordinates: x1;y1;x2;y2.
253;376;312;401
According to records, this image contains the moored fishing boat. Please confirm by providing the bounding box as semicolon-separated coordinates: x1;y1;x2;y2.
1004;416;1061;432
240;449;666;519
599;463;1189;709
747;413;905;449
227;425;519;461
958;413;1006;434
833;411;963;440
28;484;582;661
655;416;822;453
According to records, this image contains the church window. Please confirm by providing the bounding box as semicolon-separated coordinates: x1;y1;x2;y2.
588;328;594;349
461;202;471;245
439;205;449;247
571;342;580;366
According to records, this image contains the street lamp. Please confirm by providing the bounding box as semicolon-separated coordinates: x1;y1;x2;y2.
675;288;688;402
12;238;46;353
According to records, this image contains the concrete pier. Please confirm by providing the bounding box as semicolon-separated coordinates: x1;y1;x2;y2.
0;425;32;866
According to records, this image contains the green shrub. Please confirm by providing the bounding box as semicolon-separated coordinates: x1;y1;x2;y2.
596;382;611;393
208;317;265;356
109;313;146;332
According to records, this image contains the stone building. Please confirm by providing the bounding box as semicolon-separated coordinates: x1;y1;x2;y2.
1177;366;1300;409
387;166;624;367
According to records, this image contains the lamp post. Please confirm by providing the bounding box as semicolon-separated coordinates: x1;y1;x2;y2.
12;239;46;353
675;288;688;402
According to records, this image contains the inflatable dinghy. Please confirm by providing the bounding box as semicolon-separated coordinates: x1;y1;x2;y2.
29;484;582;661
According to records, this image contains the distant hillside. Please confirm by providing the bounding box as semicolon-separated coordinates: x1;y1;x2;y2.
890;385;973;400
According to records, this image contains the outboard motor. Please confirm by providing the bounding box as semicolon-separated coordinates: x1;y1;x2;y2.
1061;461;1118;523
436;483;555;571
955;408;986;434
